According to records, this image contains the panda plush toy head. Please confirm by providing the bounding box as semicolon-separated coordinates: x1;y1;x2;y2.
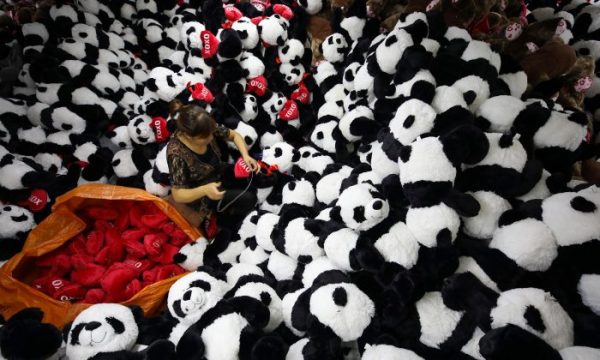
258;15;289;47
330;183;390;232
167;269;229;326
290;270;375;343
231;17;260;50
261;141;300;174
127;114;157;146
65;304;140;360
320;33;348;64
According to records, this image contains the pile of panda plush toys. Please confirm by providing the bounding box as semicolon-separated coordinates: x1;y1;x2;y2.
1;0;600;358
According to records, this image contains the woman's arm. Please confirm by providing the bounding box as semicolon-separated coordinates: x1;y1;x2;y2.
228;129;260;172
229;129;250;159
171;182;224;203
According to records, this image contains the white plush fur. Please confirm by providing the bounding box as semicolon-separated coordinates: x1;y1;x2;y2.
463;191;511;239
267;251;297;281
389;99;437;145
323;228;359;271
399;137;456;184
374;221;420;269
490;219;558;272
416;291;464;349
309;283;375;341
362;344;425;360
542;192;600;246
255;213;280;251
491;288;574;349
228;263;266;285
406;203;461;248
533;110;587;151
476;96;526;133
578;274;600;316
282;218;324;260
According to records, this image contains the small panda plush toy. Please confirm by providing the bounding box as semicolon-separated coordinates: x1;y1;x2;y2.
224;274;285;332
64;303;176;360
0;308;64;360
166;268;229;344
285;270;375;358
175;293;287;360
329;182;390;232
0;204;36;263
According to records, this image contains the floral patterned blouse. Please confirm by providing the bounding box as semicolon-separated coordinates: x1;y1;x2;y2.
166;125;230;221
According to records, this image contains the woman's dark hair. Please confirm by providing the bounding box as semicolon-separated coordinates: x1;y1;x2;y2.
170;99;217;138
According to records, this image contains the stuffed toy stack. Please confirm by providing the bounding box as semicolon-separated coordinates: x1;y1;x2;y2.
1;0;600;359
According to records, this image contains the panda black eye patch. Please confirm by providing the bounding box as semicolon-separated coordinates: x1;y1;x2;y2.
105;317;125;334
186;27;196;35
353;206;366;223
70;323;86;345
166;76;176;87
172;300;186;318
524;306;546;333
189;279;212;291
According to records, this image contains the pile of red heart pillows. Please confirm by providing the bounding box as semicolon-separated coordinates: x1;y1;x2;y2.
31;201;191;304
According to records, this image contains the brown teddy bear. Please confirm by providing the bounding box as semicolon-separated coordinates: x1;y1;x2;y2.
520;37;577;89
557;55;595;110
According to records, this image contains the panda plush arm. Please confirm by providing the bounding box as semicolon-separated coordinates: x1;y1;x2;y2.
479;324;563;360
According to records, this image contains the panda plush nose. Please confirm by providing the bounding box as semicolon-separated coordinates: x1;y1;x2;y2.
85;322;101;331
372;200;383;210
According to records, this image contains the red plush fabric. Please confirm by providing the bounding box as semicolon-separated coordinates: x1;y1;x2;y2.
124;238;147;259
101;266;138;302
151;243;180;265
85;207;119;221
122;228;147;242
85;229;105;255
53;283;86;302
128;204;145;228
141;213;168;229
71;262;106;287
84;288;106;304
31;203;192;304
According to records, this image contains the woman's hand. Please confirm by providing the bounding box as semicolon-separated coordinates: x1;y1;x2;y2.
204;182;225;200
243;155;261;173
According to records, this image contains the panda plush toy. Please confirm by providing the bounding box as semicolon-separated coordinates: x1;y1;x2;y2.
224;274;285;333
398;126;489;247
0;308;64;360
166;268;230;345
284;270;375;359
64;303;176;360
175;293;288;360
0;204;36;263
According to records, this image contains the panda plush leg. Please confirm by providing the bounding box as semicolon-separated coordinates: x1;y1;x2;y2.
479;324;562;360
